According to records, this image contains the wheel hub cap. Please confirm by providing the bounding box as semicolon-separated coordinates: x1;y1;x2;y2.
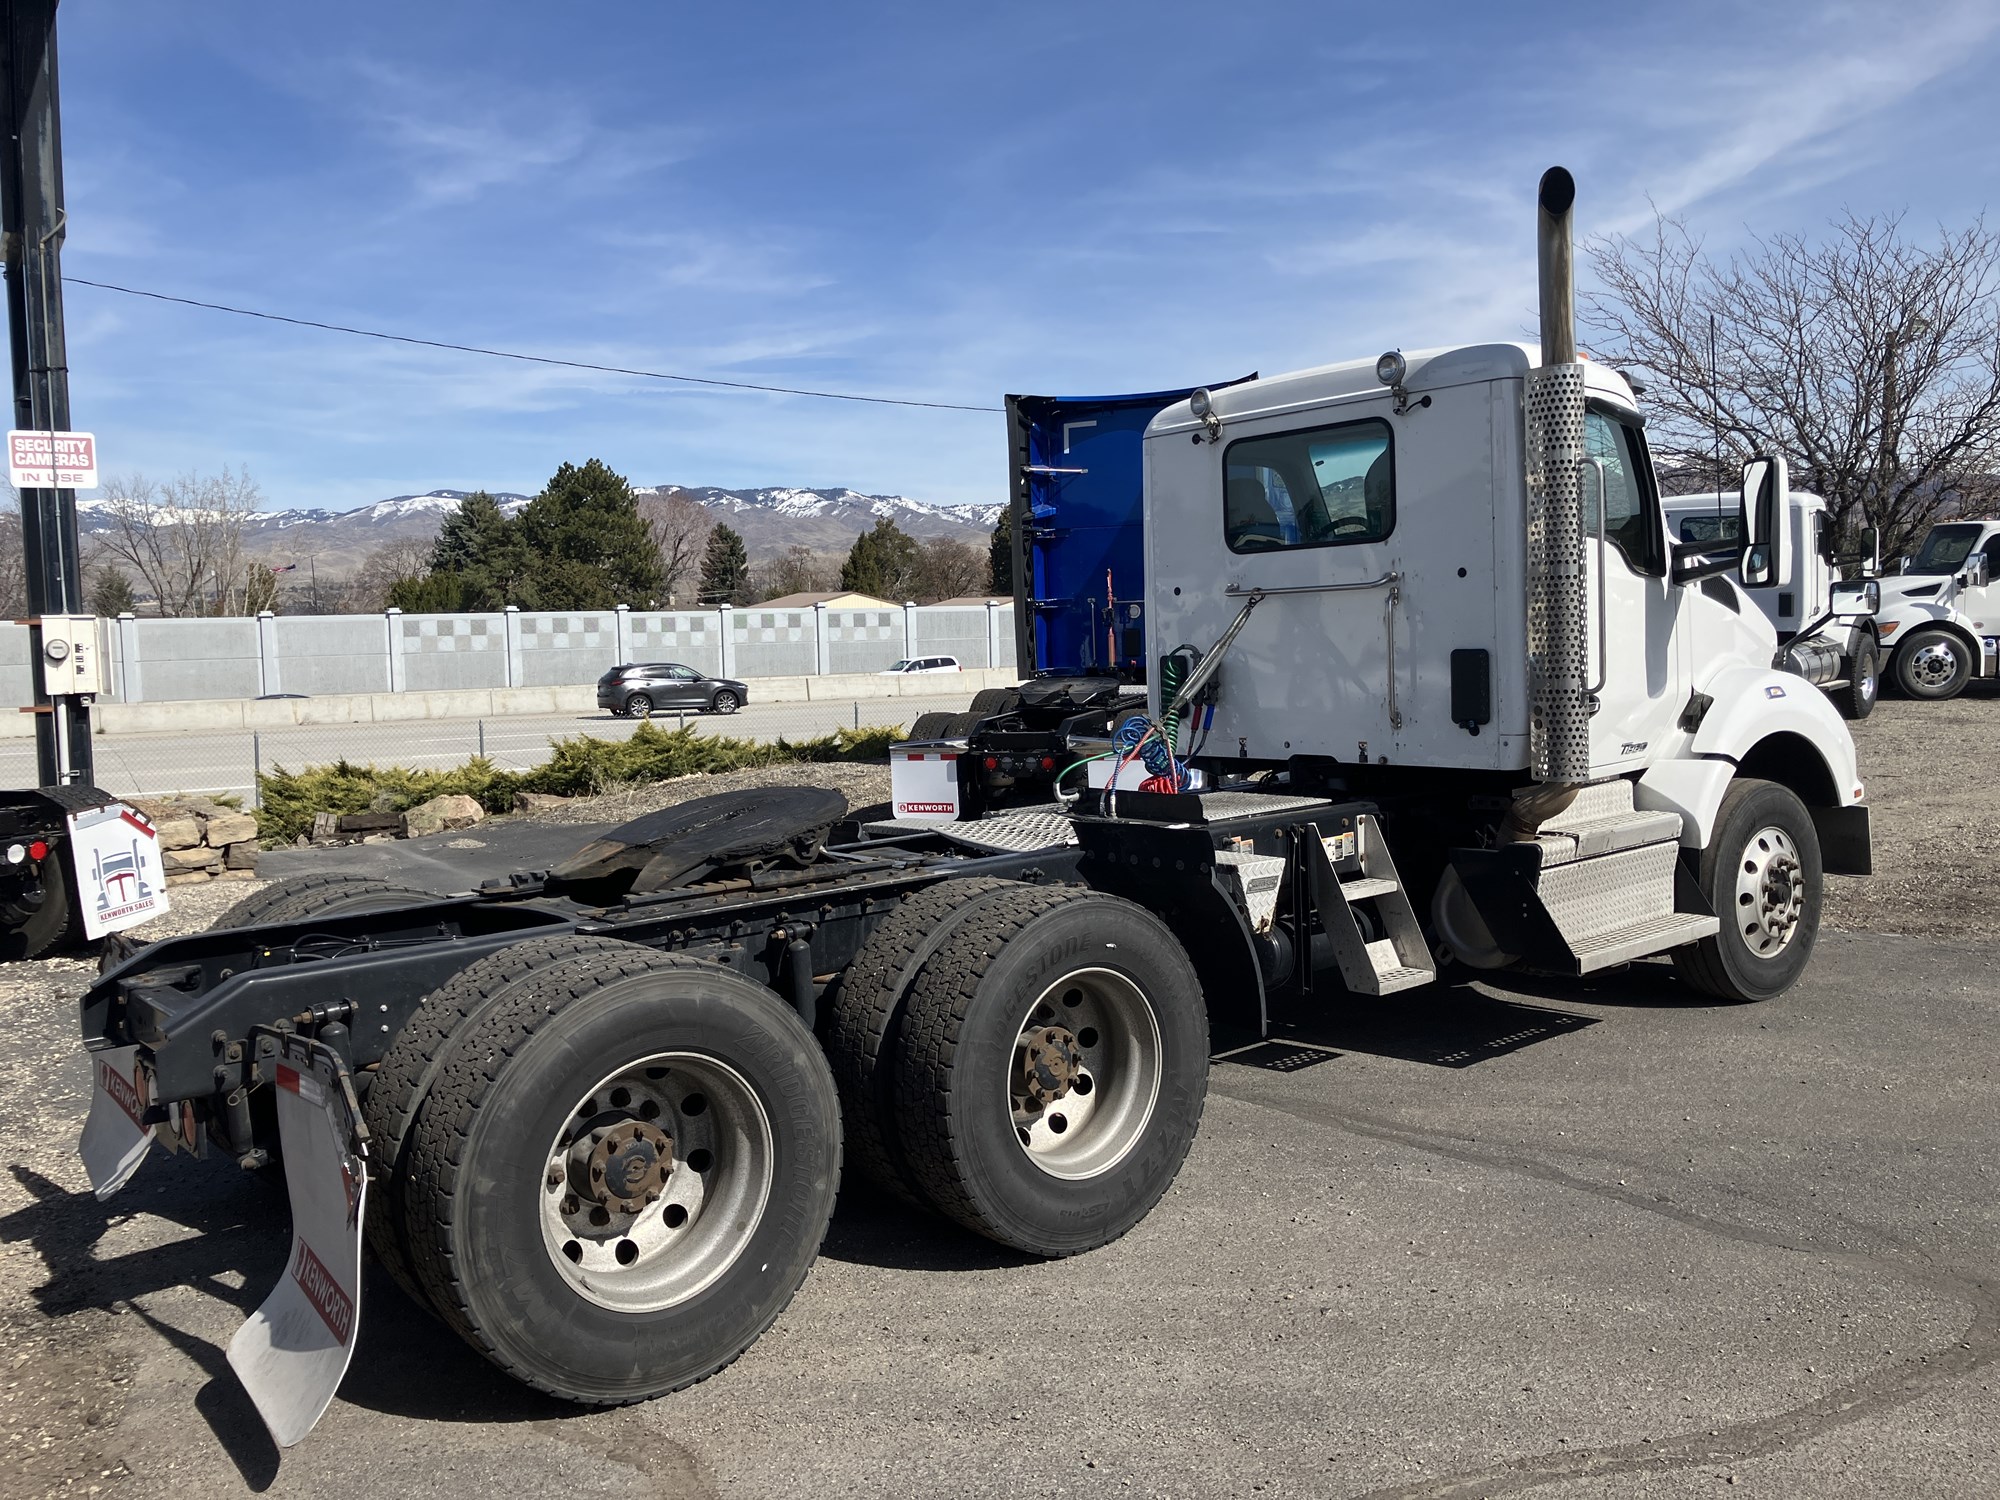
1736;826;1805;957
1018;1026;1084;1107
1913;642;1957;686
572;1118;675;1215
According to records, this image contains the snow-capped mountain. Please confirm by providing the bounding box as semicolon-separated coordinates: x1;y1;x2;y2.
70;485;1001;577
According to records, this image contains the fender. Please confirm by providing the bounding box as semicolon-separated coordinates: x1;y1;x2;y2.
1645;665;1869;873
1880;612;1984;674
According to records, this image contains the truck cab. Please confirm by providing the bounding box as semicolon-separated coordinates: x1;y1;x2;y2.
1662;490;1880;719
1139;307;1869;1002
1874;519;2000;699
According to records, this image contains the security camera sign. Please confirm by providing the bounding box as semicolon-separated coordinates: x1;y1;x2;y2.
8;429;97;488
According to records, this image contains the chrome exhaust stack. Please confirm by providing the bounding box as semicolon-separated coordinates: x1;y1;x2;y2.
1536;166;1578;367
1523;166;1592;787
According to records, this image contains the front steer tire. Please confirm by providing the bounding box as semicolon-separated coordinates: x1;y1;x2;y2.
1672;778;1823;1004
890;885;1208;1257
403;946;839;1405
1889;628;1972;700
1835;637;1879;721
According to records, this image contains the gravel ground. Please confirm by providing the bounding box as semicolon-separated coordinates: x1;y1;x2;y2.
1823;685;1998;940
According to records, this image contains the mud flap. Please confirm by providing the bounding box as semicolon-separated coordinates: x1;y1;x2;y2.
79;1045;153;1200
227;1035;368;1448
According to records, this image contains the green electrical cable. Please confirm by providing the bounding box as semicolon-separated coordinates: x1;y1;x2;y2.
1159;654;1187;756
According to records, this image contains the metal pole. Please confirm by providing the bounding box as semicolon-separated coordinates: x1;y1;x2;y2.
477;718;485;758
251;731;261;809
1;0;91;785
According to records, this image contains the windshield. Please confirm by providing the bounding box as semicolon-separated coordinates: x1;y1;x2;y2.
1908;523;1983;575
887;660;912;671
1676;512;1740;546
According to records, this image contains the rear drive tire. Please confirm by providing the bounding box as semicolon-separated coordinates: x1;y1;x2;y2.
968;687;1018;716
1836;638;1879;720
404;947;839;1404
824;878;1027;1205
907;711;958;740
891;885;1208;1256
0;856;75;961
710;689;740;715
214;873;436;929
1671;778;1822;1004
1890;629;1971;700
363;935;651;1311
626;692;654;718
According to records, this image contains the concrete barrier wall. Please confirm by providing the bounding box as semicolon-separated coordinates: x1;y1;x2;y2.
82;666;1023;736
1;601;1021;716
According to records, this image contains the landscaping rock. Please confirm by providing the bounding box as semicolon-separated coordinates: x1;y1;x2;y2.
162;844;224;874
402;794;485;838
224;840;260;871
165;870;211;886
152;817;203;851
204;811;259;847
513;792;572;814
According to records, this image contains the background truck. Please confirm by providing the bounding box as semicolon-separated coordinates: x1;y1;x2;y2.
76;167;1868;1452
1663;490;1881;718
1871;518;2000;699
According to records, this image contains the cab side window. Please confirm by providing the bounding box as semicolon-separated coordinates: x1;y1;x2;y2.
1583;410;1663;576
1224;418;1393;554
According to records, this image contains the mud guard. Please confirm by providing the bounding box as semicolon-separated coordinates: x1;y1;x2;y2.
79;1044;152;1199
227;1034;368;1448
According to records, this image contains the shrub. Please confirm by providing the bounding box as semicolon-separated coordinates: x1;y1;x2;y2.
254;722;906;846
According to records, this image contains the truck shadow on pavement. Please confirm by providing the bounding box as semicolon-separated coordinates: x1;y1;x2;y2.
1253;979;1601;1069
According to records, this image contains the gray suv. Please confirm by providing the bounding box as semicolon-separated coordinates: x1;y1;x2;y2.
596;663;748;717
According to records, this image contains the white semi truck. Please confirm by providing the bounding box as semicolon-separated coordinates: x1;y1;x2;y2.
1662;490;1881;719
78;168;1869;1449
1871;519;2000;699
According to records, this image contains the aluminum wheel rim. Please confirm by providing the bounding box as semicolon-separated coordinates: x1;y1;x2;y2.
1735;825;1805;958
538;1051;773;1314
1859;654;1878;701
1007;966;1161;1181
1910;640;1958;688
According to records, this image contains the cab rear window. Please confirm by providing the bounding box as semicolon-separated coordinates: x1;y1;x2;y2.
1224;418;1393;554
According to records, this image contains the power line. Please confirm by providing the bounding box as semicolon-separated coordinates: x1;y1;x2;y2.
63;275;1003;414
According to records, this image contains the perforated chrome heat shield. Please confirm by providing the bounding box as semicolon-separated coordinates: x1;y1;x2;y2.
1523;363;1590;783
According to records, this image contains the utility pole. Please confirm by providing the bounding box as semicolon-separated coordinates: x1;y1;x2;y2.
1;0;91;785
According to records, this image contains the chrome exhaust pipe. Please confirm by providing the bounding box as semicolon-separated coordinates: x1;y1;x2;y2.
1536;166;1577;367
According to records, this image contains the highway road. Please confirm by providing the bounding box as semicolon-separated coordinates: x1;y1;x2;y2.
0;692;975;799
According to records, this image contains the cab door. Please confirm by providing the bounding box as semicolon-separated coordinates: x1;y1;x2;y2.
1582;408;1685;769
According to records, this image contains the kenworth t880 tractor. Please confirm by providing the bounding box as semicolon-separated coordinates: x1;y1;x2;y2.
73;169;1866;1449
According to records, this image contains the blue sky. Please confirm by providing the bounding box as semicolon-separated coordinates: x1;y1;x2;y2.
52;0;2000;513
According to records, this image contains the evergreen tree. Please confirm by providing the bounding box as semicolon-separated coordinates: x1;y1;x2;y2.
516;460;666;609
387;570;470;612
989;506;1014;596
697;524;751;605
429;490;528;608
841;516;920;600
88;563;137;617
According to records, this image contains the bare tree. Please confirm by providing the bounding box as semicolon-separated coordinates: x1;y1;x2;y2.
0;492;24;619
92;467;266;615
351;536;435;612
912;536;989;603
1584;212;2000;560
640;491;715;606
750;544;836;602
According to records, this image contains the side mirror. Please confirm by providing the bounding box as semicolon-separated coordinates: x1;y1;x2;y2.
1961;554;1991;590
1859;526;1880;578
1737;454;1790;588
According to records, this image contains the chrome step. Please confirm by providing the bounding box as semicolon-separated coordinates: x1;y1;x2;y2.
1569;912;1721;972
1340;877;1400;902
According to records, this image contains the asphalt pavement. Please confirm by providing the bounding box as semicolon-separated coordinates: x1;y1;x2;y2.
0;693;969;800
4;927;1996;1499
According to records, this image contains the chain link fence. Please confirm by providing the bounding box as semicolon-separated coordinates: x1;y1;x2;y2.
6;695;967;805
